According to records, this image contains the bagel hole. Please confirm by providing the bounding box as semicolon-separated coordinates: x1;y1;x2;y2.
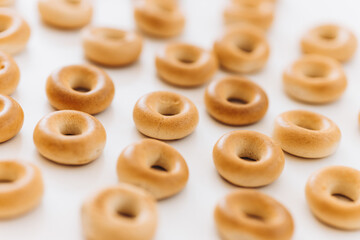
239;156;258;162
0;16;12;33
295;122;320;131
319;29;338;41
157;96;182;116
103;31;125;41
332;193;354;202
0;173;17;183
241;1;257;9
116;209;136;219
72;86;91;92
235;36;256;53
150;157;168;172
66;0;81;4
157;105;181;116
156;4;173;12
69;73;96;94
236;142;263;163
116;204;138;219
245;212;264;222
0;162;24;184
227;97;248;105
294;119;322;131
60;124;82;136
176;52;199;64
302;64;329;78
153;0;175;12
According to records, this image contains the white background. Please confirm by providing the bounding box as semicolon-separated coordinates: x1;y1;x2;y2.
1;0;360;239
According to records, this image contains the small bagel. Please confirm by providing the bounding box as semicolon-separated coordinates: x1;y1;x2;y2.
155;42;218;87
0;95;24;143
38;0;93;29
0;51;20;95
213;130;284;187
204;76;268;125
117;139;189;200
81;184;157;240
0;0;14;6
133;91;199;140
82;27;143;67
0;9;31;55
214;24;270;73
273;110;341;158
46;64;115;115
0;159;44;219
214;189;294;240
33;110;106;165
224;0;275;30
283;54;347;104
134;0;185;38
301;24;357;62
306;166;360;230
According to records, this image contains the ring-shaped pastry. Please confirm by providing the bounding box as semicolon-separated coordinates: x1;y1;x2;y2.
0;51;20;95
134;0;185;38
0;9;31;55
0;159;44;219
306;166;360;230
214;189;294;240
82;27;143;67
46;64;115;115
283;54;347;104
0;94;24;143
273;110;341;158
156;42;218;87
133;91;199;140
117;139;189;200
213;130;284;187
301;24;357;62
204;76;268;125
38;0;93;29
33;110;106;165
224;0;275;30
81;184;157;240
214;24;270;73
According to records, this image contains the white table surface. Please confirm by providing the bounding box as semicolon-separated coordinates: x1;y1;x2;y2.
1;0;360;239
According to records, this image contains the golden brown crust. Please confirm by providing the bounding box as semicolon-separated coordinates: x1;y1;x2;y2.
273;110;341;158
224;0;275;30
214;24;270;73
156;42;218;87
0;51;20;95
133;91;199;140
306;166;360;230
81;184;157;240
0;159;44;219
117;139;189;200
0;95;23;143
46;64;115;115
283;54;347;104
0;9;30;55
134;0;185;38
204;76;268;125
213;130;284;187
82;27;143;67
301;24;357;62
33;110;106;165
38;0;93;29
214;189;294;240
